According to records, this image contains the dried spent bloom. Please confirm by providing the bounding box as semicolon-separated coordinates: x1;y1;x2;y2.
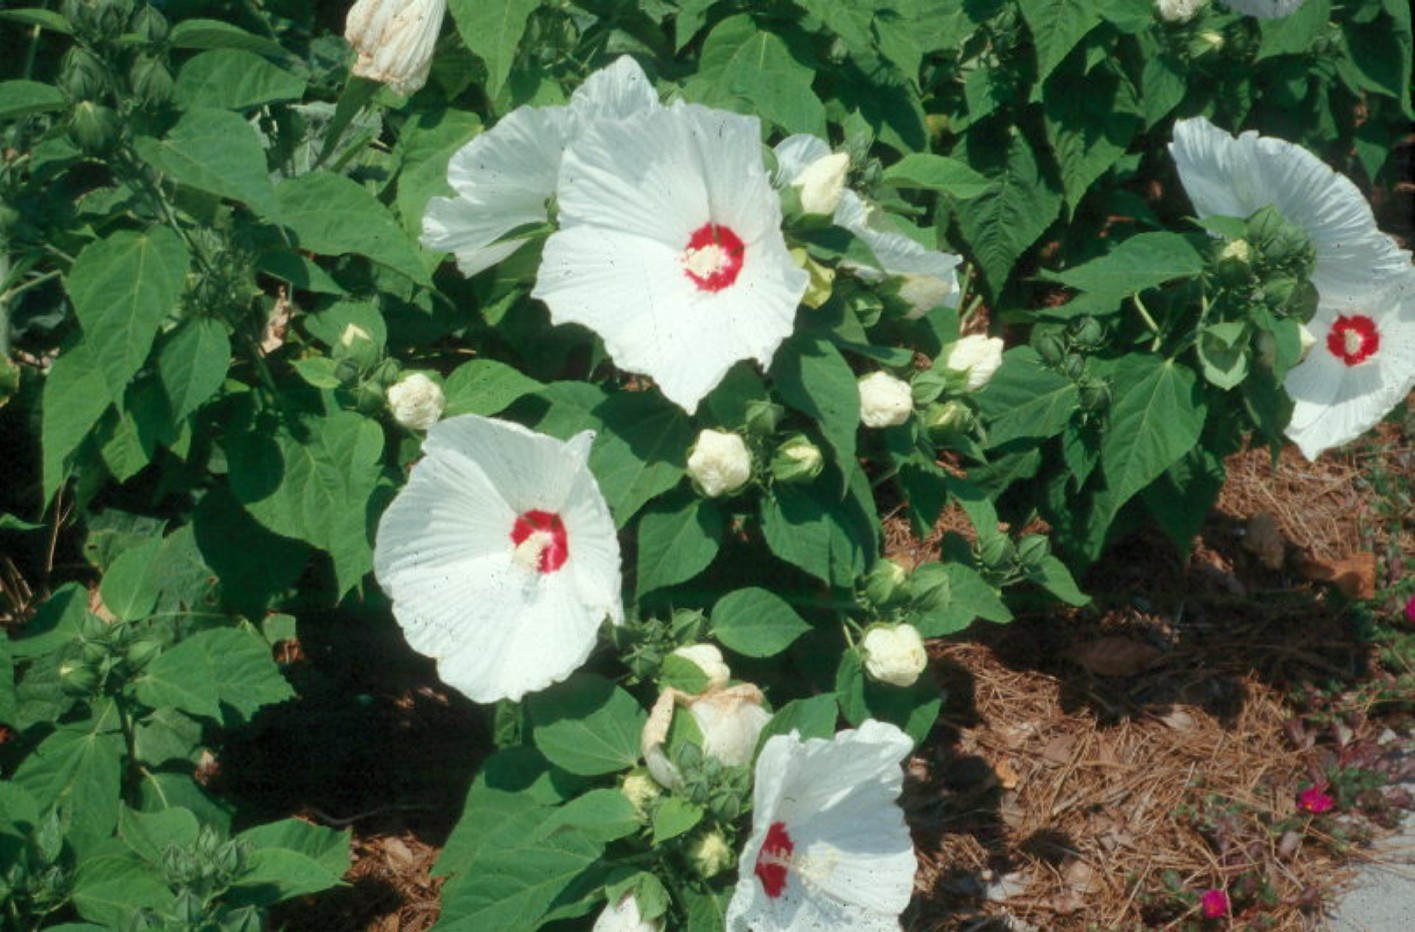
943;334;1006;392
344;0;448;97
642;684;771;790
686;429;753;498
861;624;929;688
593;893;662;932
1200;887;1229;918
386;372;445;430
1298;785;1336;814
670;643;731;692
857;371;913;428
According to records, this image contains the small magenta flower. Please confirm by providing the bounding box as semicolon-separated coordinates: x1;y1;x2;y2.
1298;785;1336;814
1404;593;1415;624
1200;888;1229;918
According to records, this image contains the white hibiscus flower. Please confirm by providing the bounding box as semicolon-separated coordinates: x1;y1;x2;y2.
373;414;623;703
422;56;659;277
345;0;447;97
774;135;963;319
1169;117;1415;458
727;720;918;931
1284;271;1415;459
533;102;809;412
1222;0;1306;18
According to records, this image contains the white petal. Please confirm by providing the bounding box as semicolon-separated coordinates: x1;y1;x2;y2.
421;105;574;276
534;104;807;412
570;56;660;122
1223;0;1307;18
772;134;833;187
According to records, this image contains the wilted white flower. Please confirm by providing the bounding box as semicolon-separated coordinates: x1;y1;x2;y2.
792;152;850;216
620;771;661;820
386;372;445;430
642;684;771;790
857;371;913;428
861;624;929;688
534;103;808;412
726;720;917;931
1222;0;1306;18
424;57;659;277
670;643;731;692
593;894;662;932
686;429;753;498
1156;0;1206;22
374;415;623;703
943;334;1005;392
344;0;447;96
691;830;736;878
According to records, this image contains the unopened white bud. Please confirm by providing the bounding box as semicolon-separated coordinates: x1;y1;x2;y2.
687;429;752;498
792;152;850;216
386;372;445;430
861;623;929;687
1155;0;1206;23
943;334;1005;392
857;371;913;428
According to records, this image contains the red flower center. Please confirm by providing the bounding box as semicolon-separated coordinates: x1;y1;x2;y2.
754;821;794;898
1325;314;1380;366
681;223;745;292
509;510;568;574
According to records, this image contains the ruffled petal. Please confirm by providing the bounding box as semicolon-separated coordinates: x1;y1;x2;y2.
570;55;659;123
772;134;833;188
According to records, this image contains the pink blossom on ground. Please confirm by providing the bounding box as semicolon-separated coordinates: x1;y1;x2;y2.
1298;785;1336;814
1200;887;1229;918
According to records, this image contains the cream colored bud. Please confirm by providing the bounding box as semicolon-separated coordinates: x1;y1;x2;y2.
345;0;447;96
687;429;752;498
386;372;445;430
861;623;929;687
1220;239;1252;264
592;894;663;932
670;643;731;692
690;830;735;879
1155;0;1206;23
620;771;661;820
792;152;850;216
857;371;914;428
943;334;1005;392
899;273;957;320
340;323;373;347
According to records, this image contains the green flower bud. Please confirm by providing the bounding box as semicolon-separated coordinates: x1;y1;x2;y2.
863;558;910;608
1032;327;1067;366
129;3;169;43
97;0;136;37
334;322;381;369
1262;276;1297;310
69;101;119;154
124;635;163;672
769;435;824;484
922;400;972;438
1068;316;1105;350
1078;379;1111;412
977;534;1014;568
128;55;173;106
743;399;783;436
58;659;100;696
847;290;885;328
1016;534;1050;569
1061;352;1086;381
59;46;108;102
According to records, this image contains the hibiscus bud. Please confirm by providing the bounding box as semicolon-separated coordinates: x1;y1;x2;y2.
593;894;663;932
689;830;735;879
792;152;850;216
58;658;100;696
130;3;170;43
69;101;119;154
1155;0;1206;24
686;429;752;498
769;435;824;484
943;334;1005;392
1078;378;1110;413
1196;31;1224;54
863;558;910;608
789;246;836;308
1219;238;1252;265
1016;534;1051;569
978;534;1014;568
923;400;970;437
898;273;957;320
344;0;447;97
642;685;770;790
1297;324;1317;362
861;623;929;687
742;399;784;436
335;322;380;369
1032;327;1067;365
1068;316;1105;349
669;643;731;693
59;46;108;102
857;371;913;428
386;372;445;430
620;771;661;820
1255;330;1278;369
129;55;174;107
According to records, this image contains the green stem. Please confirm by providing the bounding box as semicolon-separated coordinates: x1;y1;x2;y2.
1132;293;1163;352
0;250;10;357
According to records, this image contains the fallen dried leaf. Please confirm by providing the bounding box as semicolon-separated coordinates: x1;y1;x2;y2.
1298;551;1376;599
1040;733;1078;767
1157;708;1198;732
1065;637;1164;677
1243;512;1286;570
995;757;1021;790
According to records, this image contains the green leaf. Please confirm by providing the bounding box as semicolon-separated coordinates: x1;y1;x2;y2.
1197;321;1250;390
194;487;310;618
135;627;294;723
651;797;704;845
174;49;306;110
914;562;1011;636
275;171;431;285
396;109;482;236
238;818;351;877
977;348;1078;448
168;18;291;59
447;0;541;102
1043;232;1203;301
135;108;279;218
956;127;1063;298
592;393;693;526
881;153;994;199
71;853;174;927
710;588;812;658
11;709;125;855
229;847;347;907
0;636;15;727
543;789;639;845
1017;0;1099;85
42;340;113;498
132;707;202;767
98;538;163;622
443;358;543;417
759;694;839;744
759;468;876;586
11;583;87;660
1028;555;1089;606
0;9;73;33
117;806;200;865
153;318;230;424
834;649;940;743
1098;355;1207;523
1256;0;1331;61
66;227;190;401
770;336;859;492
529;675;647;777
635;493;722;595
1044;63;1141;213
683;888;731;932
716;18;826;136
0;80;67;119
225;411;384;597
